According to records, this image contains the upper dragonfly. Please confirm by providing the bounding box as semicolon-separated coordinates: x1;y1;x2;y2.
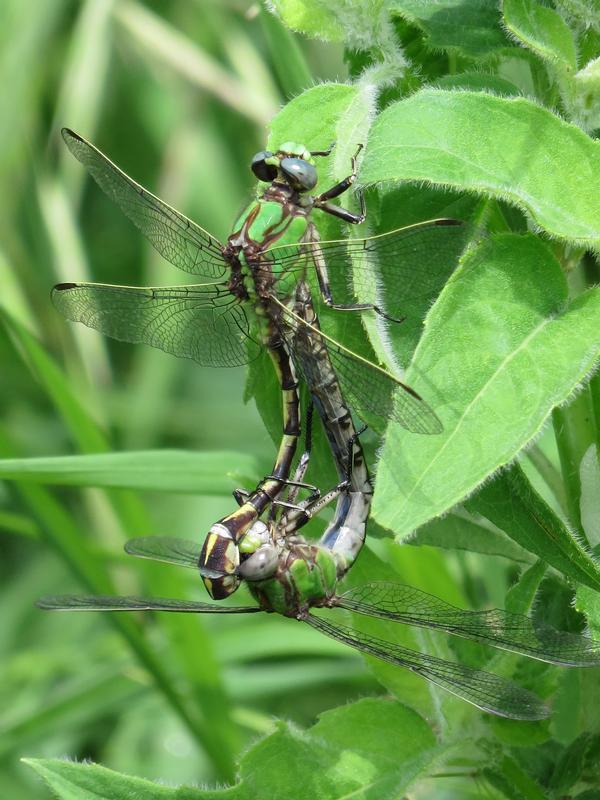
55;128;466;430
54;129;466;595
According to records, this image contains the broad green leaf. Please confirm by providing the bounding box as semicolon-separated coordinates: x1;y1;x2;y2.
373;233;600;538
0;450;262;495
411;511;534;564
267;82;360;176
269;0;392;50
361;89;600;247
268;0;350;42
389;0;512;58
466;465;600;592
24;698;439;799
503;0;577;72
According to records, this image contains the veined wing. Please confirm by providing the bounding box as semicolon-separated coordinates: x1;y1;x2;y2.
273;298;441;435
52;282;261;368
336;583;600;667
125;536;202;571
36;594;259;613
263;218;468;316
306;614;549;720
62;128;228;279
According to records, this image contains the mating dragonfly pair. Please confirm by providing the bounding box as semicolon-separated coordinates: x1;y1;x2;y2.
38;130;600;720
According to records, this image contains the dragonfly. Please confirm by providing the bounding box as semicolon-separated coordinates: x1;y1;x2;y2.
54;129;467;598
37;434;600;722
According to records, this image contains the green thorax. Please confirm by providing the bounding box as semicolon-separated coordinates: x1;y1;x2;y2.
248;542;338;618
232;198;309;276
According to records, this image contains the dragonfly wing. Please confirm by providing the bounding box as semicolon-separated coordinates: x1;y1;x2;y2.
36;594;259;613
305;613;549;720
277;303;441;434
52;282;261;367
264;218;468;318
124;536;203;569
336;582;600;667
62;128;228;279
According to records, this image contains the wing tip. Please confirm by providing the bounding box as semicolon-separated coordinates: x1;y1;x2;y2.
61;127;81;143
53;282;78;292
435;218;463;227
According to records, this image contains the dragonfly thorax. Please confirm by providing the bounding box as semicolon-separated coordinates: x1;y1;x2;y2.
248;539;338;619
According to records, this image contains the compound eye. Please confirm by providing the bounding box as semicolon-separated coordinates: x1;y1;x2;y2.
238;545;278;581
280;157;317;191
251;151;277;181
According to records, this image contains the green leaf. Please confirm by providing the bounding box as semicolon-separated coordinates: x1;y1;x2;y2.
467;465;600;592
0;308;107;454
373;234;600;538
505;560;546;615
549;732;595;794
0;450;262;494
259;6;312;97
503;0;577;72
434;72;522;95
389;0;512;58
410;511;534;563
24;698;440;799
268;0;350;42
361;89;600;247
493;754;547;800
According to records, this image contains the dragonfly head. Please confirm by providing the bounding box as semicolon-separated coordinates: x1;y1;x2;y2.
251;142;318;193
199;519;279;599
199;523;242;600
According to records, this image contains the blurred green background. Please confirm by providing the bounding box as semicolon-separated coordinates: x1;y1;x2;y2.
3;2;580;797
0;1;382;795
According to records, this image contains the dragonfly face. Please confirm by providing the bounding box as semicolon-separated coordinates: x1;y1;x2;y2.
199;518;279;599
251;142;318;193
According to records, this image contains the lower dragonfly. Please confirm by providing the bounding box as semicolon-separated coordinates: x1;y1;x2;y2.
38;422;600;721
53;129;468;597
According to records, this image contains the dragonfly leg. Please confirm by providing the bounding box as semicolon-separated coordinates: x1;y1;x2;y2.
280;477;351;534
309;216;403;322
314;144;364;207
310;142;335;157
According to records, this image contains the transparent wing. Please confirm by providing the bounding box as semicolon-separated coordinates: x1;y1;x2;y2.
62;128;228;279
36;594;259;613
52;282;261;368
336;583;600;667
276;301;441;434
306;614;548;721
125;536;202;571
264;218;468;316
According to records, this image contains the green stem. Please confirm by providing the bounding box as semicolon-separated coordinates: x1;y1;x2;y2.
552;388;597;543
525;444;568;514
